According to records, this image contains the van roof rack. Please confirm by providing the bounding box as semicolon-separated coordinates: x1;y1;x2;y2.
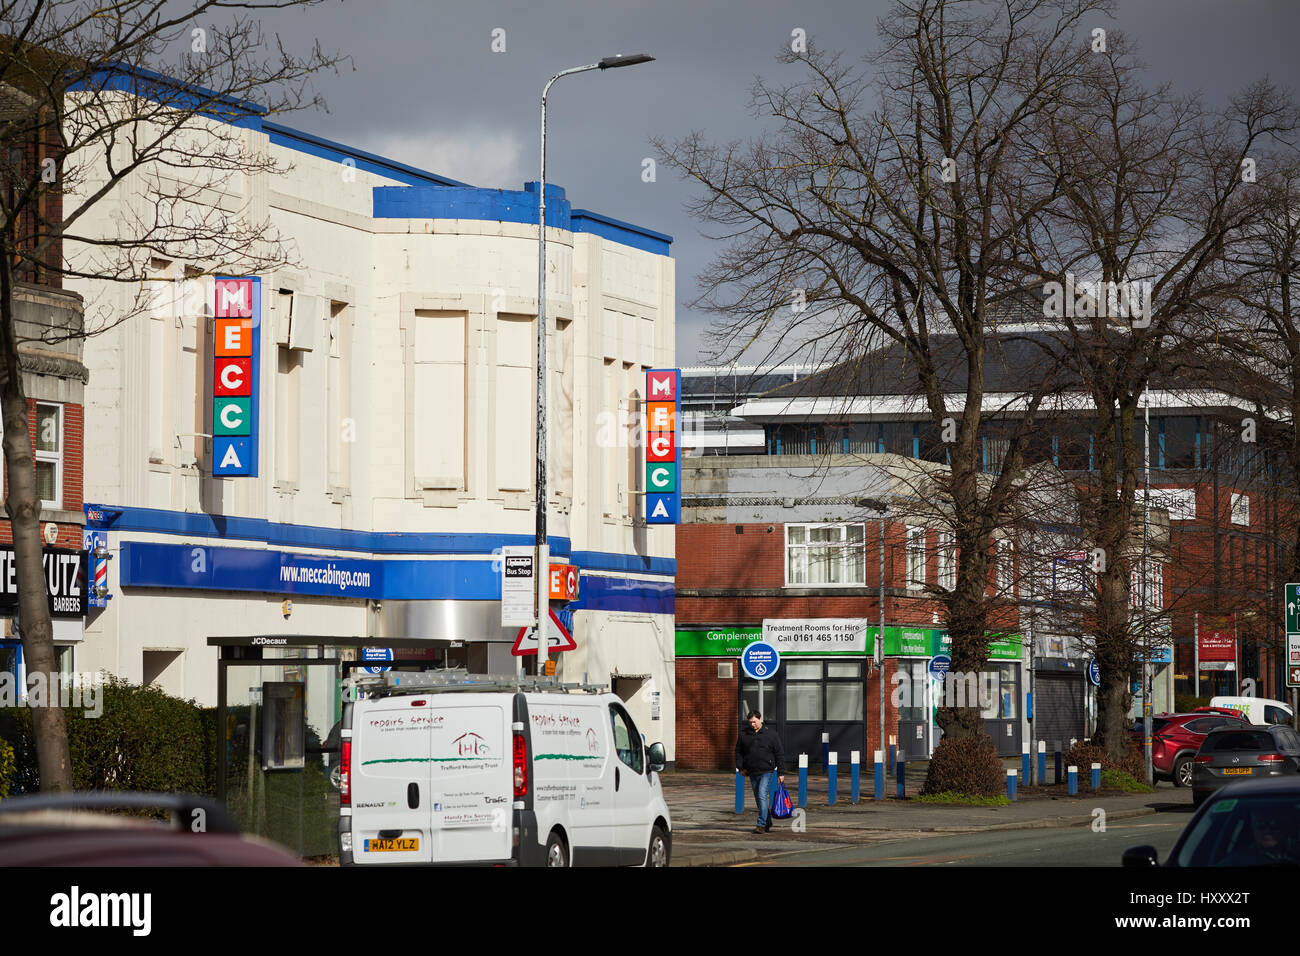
342;668;607;700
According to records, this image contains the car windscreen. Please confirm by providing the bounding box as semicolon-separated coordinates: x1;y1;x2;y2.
1202;731;1276;753
1175;795;1300;867
1265;705;1294;725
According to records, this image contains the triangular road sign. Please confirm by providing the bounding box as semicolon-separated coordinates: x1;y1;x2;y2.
512;608;577;656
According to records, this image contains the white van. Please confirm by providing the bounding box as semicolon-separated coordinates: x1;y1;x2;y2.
337;671;672;867
1209;696;1295;726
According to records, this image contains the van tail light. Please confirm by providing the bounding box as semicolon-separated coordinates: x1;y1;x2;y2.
513;732;527;798
1257;753;1285;762
1194;754;1214;764
341;740;352;807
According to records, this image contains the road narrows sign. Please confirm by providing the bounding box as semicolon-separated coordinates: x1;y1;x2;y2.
512;608;577;656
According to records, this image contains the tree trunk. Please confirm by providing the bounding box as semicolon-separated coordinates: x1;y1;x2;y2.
0;257;73;793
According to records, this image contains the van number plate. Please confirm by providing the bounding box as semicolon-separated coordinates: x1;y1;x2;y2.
365;838;419;852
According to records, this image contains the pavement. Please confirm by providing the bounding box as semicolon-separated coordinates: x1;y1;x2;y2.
663;760;1190;867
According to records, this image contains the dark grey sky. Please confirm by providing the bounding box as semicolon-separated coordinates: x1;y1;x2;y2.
252;0;1300;365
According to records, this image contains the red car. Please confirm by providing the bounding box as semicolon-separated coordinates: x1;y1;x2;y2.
1131;713;1249;788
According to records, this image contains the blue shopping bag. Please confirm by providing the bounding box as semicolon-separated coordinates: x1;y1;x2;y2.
771;774;794;819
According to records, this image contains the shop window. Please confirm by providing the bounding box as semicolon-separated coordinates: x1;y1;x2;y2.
35;402;62;508
826;681;864;721
979;662;1019;719
898;660;929;723
785;523;866;586
784;682;822;721
785;661;822;680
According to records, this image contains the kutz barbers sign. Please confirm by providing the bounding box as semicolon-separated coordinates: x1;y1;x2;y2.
645;369;681;524
0;548;88;618
212;277;261;476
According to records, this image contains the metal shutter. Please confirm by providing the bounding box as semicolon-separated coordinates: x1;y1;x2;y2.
1035;673;1084;748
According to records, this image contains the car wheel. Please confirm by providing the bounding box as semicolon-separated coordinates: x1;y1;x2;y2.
646;825;669;868
545;831;569;868
1173;756;1193;789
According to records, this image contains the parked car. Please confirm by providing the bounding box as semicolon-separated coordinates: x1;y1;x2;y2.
0;792;303;866
339;670;672;867
1192;705;1248;721
1123;776;1300;866
1192;724;1300;807
1209;696;1296;727
1131;713;1249;787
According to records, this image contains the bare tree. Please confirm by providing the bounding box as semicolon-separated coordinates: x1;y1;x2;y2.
1;1;342;790
658;0;1115;742
1020;34;1297;758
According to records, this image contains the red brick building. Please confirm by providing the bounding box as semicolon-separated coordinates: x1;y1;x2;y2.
673;454;1027;769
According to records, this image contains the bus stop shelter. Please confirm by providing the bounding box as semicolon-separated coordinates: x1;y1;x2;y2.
208;634;480;857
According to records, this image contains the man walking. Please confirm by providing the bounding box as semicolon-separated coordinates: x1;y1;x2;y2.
735;710;784;833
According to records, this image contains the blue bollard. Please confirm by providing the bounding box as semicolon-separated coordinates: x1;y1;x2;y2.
798;753;808;808
896;758;906;798
735;770;745;814
1021;743;1030;782
1054;744;1062;786
874;749;884;801
1091;762;1101;791
1037;741;1046;786
1007;768;1017;801
1068;765;1078;796
828;752;838;805
888;737;897;775
821;733;830;774
851;751;861;804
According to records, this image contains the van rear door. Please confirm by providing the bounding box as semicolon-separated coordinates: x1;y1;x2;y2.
350;695;434;864
425;695;513;863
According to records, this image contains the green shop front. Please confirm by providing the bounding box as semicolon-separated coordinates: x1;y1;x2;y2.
676;622;1023;766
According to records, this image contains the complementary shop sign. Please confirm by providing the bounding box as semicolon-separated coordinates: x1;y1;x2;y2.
676;623;1022;661
644;369;681;524
211;276;261;476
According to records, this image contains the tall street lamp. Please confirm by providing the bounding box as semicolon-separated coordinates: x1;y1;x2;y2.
533;53;654;676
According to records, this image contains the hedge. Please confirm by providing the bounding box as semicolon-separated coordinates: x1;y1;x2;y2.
0;677;214;795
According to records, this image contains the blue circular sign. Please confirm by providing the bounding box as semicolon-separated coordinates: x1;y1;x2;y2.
362;647;393;675
928;654;952;681
741;641;781;681
1087;658;1100;687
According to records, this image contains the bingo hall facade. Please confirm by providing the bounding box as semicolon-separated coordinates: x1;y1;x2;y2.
67;72;677;756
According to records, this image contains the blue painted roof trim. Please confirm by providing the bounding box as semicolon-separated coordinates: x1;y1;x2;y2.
84;503;674;576
373;181;571;229
263;121;469;188
571;209;673;256
74;64;265;129
75;66;671;254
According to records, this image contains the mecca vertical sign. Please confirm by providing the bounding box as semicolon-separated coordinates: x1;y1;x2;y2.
212;277;261;476
645;368;680;524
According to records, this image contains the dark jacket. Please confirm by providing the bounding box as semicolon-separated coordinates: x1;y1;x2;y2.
735;724;784;775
